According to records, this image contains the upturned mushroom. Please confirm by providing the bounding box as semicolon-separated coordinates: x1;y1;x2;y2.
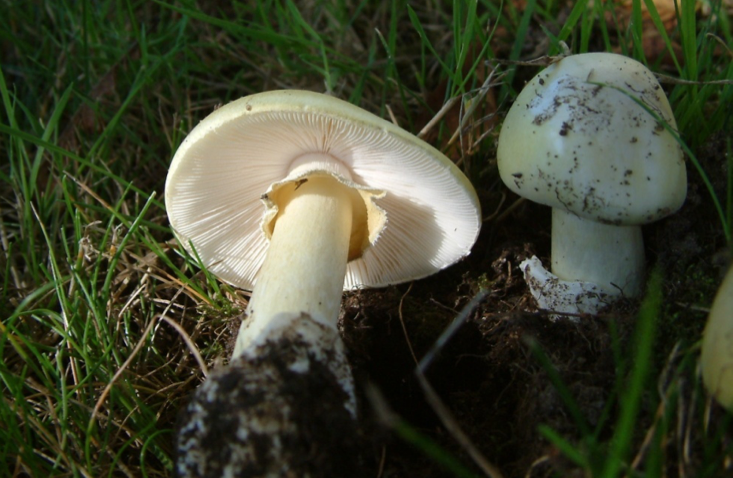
701;264;733;411
166;90;481;476
496;52;686;316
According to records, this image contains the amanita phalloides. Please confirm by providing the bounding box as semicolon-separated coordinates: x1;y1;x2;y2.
497;52;687;317
701;264;733;412
166;90;481;476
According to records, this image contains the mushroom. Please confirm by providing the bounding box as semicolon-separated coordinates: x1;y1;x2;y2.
701;264;733;411
166;90;481;476
496;52;686;316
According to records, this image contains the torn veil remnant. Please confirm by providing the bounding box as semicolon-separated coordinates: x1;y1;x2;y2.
497;52;686;317
165;90;481;477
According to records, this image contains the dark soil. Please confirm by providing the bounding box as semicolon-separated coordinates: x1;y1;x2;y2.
178;314;365;478
339;130;732;477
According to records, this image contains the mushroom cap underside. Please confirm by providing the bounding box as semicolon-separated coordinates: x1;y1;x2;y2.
497;52;686;226
165;90;481;290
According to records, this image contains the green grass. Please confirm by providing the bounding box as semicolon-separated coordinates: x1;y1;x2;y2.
1;0;732;476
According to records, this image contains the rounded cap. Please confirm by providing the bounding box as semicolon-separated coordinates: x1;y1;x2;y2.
165;90;481;290
497;52;686;225
701;265;733;411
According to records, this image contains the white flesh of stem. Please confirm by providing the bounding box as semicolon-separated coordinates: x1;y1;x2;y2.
551;208;644;297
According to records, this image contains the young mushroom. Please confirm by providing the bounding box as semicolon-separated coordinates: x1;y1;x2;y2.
701;264;733;411
166;90;481;476
496;52;686;317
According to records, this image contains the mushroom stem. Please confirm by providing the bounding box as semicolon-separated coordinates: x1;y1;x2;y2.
551;208;645;297
234;175;354;357
176;176;361;477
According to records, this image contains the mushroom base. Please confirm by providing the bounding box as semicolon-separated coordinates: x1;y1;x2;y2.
521;255;613;319
551;208;645;298
176;313;361;478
